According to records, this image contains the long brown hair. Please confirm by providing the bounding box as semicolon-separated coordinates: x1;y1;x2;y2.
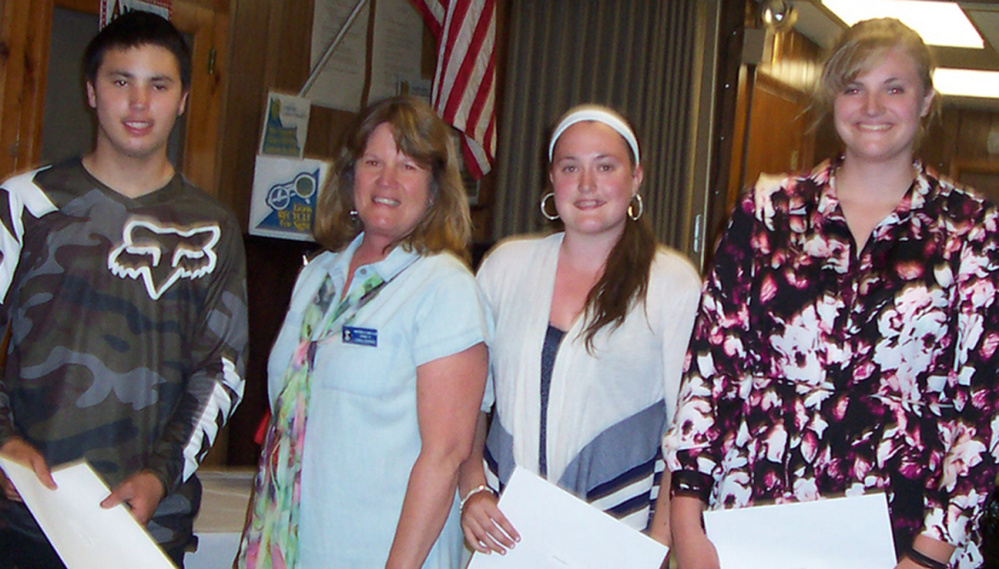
580;216;657;351
549;105;657;352
313;95;472;261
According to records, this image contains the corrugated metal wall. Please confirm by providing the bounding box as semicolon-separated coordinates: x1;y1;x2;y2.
493;0;698;251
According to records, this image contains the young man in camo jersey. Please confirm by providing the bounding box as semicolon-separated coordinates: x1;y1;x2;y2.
0;11;247;568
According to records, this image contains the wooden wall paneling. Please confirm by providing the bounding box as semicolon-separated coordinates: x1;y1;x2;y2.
304;106;355;158
173;2;224;197
937;108;959;173
742;73;812;187
944;107;999;204
951;160;999;204
956;109;989;160
0;0;13;174
0;0;53;176
919;106;953;173
216;0;315;227
726;63;751;205
217;0;269;227
721;13;822;244
217;0;280;467
218;0;323;467
305;106;335;156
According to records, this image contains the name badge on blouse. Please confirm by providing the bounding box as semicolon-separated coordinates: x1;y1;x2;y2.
343;326;378;347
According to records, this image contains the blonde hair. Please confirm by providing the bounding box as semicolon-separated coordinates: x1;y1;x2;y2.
812;18;939;141
313;95;472;261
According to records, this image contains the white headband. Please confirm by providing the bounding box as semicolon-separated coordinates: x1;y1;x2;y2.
548;105;640;166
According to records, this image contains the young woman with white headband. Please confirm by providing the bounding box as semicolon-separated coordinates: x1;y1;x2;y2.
457;104;701;556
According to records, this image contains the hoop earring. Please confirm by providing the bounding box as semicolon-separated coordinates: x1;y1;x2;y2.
628;194;644;221
540;192;559;221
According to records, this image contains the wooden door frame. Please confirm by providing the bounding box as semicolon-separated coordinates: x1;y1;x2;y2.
0;0;228;197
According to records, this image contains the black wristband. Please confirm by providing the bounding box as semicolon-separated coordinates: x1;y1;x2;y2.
670;470;712;503
907;548;948;569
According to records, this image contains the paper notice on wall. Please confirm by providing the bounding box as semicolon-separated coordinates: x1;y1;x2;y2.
260;92;311;158
100;0;172;28
305;0;424;111
367;0;426;102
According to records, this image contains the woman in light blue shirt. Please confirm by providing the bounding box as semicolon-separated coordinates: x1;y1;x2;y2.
237;96;490;569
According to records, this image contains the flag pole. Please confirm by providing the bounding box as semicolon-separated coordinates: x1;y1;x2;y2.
299;0;369;97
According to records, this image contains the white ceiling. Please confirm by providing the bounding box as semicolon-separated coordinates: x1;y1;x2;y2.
788;1;999;108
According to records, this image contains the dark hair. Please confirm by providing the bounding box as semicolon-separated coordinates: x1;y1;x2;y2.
313;95;472;261
580;216;657;351
84;11;192;90
548;105;657;352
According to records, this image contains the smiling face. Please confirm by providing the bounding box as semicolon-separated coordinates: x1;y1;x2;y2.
352;122;433;247
86;44;188;165
549;121;643;239
833;47;934;168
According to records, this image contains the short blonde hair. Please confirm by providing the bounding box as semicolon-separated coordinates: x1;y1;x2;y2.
812;18;938;141
313;95;472;261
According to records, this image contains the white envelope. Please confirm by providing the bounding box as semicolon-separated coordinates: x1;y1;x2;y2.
0;457;176;569
703;493;897;569
467;466;668;569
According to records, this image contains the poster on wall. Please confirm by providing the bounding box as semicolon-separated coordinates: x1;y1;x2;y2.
249;155;332;242
100;0;172;28
306;0;424;111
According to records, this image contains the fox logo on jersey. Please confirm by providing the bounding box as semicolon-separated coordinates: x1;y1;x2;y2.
108;219;221;300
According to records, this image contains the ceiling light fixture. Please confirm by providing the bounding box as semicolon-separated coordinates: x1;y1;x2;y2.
933;68;999;99
821;0;984;49
761;0;798;31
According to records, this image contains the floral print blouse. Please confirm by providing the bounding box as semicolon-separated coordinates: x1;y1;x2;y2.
664;159;999;567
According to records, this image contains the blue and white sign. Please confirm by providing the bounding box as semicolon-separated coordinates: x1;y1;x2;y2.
249;155;332;242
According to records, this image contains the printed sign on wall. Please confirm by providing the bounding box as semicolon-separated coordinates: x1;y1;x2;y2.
249;155;332;242
259;92;311;159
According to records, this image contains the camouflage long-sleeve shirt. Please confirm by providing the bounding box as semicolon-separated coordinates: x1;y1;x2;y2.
0;158;248;550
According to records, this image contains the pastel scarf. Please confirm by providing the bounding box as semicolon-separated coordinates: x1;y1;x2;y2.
236;270;386;569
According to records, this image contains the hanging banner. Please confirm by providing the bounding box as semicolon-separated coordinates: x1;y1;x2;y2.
100;0;173;28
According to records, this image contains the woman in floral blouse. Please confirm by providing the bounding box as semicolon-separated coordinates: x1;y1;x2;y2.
665;18;999;569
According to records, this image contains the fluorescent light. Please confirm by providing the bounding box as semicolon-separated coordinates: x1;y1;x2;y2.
934;68;999;98
821;0;984;49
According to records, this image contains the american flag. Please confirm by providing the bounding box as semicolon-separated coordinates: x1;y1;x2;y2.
410;0;496;179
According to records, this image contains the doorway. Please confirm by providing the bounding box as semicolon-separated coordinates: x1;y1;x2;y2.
0;0;226;197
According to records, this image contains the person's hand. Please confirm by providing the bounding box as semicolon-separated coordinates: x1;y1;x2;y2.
0;437;56;500
101;470;165;525
672;529;719;569
460;489;520;555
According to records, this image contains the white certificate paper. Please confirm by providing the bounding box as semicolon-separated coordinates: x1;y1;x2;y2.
0;457;176;569
467;467;668;569
703;493;897;569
